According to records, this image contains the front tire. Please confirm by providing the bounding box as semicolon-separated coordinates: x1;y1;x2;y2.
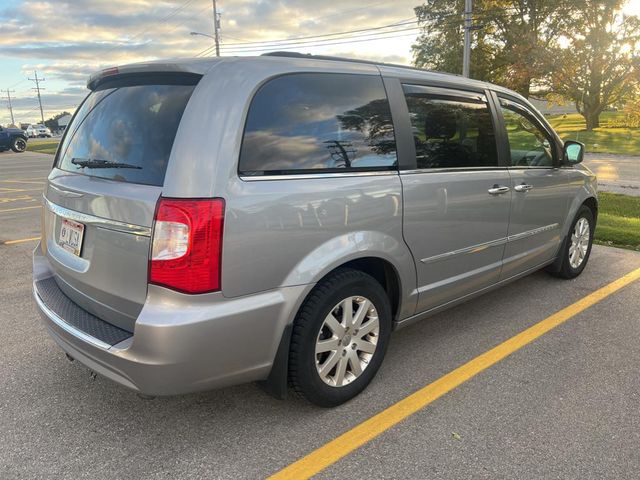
549;205;595;279
289;268;392;407
10;137;27;153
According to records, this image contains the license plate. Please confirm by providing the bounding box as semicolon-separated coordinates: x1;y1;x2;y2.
59;218;85;256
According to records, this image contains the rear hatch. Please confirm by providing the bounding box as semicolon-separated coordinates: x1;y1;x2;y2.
42;72;200;332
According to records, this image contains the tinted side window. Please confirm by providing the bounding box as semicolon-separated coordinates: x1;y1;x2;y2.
239;73;397;175
403;88;498;169
500;99;554;167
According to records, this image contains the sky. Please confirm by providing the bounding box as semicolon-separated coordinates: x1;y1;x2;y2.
0;0;422;126
1;0;639;126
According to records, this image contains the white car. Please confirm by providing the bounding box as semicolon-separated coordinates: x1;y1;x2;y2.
26;124;52;138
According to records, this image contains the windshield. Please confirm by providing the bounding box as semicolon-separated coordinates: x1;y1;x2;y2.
56;81;197;186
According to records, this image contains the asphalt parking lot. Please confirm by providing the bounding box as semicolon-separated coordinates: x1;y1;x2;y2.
2;151;640;479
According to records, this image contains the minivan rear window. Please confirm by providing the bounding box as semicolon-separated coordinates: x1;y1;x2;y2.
56;79;197;186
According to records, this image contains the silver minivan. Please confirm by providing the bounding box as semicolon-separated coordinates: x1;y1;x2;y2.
33;53;597;407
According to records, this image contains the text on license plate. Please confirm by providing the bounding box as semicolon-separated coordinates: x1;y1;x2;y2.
59;218;85;256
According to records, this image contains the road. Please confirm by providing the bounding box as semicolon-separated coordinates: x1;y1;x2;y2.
1;150;640;479
584;153;640;196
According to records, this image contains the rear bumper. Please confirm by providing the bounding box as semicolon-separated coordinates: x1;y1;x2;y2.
33;245;308;395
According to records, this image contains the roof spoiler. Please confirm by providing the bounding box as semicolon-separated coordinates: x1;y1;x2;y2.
87;63;196;90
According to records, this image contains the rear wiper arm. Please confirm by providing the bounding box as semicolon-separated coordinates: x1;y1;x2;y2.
71;157;142;169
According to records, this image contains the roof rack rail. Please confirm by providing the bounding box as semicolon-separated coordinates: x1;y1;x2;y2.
261;51;454;76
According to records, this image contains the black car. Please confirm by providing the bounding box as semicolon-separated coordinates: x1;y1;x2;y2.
0;126;28;153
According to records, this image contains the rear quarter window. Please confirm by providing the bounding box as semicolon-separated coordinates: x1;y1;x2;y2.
239;73;397;175
56;79;197;186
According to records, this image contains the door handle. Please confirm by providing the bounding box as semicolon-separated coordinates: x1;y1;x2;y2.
488;185;510;195
514;183;533;192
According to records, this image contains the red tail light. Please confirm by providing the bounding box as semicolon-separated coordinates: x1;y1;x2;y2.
149;197;225;294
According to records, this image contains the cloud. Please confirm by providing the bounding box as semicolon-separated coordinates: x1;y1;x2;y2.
0;0;420;124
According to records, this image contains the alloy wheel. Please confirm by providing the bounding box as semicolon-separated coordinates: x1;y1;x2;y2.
569;217;590;269
315;296;379;387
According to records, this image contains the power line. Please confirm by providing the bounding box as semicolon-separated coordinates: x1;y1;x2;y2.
7;79;27;90
195;19;420;57
28;71;46;124
164;3;212;35
219;18;417;47
103;0;201;55
220;25;420;51
214;28;421;55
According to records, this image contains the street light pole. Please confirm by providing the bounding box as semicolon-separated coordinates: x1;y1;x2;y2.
212;0;220;57
462;0;472;78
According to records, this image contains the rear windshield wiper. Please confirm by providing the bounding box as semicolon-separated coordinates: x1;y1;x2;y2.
71;158;142;169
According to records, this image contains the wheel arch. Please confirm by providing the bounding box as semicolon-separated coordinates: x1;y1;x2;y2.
582;196;598;221
260;254;407;400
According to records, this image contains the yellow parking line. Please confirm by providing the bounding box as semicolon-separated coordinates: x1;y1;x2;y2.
0;188;42;193
3;236;40;245
12;177;49;180
0;205;41;213
0;196;35;203
0;180;45;184
269;267;640;480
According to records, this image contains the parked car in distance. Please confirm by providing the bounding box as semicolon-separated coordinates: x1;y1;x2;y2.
0;125;28;152
26;124;52;138
33;54;596;407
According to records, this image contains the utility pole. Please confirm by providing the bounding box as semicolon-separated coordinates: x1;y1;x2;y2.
212;0;221;57
28;71;46;124
462;0;472;78
3;89;16;126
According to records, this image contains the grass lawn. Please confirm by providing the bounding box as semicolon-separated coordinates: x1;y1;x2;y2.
546;112;640;156
594;192;640;251
27;138;60;155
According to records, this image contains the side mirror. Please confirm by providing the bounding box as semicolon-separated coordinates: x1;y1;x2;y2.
563;140;585;165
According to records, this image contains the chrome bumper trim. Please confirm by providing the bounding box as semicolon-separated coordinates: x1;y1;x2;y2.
44;197;151;237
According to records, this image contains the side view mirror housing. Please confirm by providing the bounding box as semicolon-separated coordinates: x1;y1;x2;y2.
563;140;585;165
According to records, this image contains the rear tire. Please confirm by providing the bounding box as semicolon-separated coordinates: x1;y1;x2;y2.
548;205;594;279
289;268;392;407
10;137;27;153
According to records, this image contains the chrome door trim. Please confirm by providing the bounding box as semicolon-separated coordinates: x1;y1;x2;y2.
34;287;111;350
44;197;152;237
239;170;398;181
507;223;559;242
419;223;560;264
400;167;509;175
420;238;507;264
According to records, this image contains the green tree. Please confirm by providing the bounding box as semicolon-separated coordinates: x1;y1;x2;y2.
547;1;640;130
412;0;500;83
623;91;640;128
412;1;577;97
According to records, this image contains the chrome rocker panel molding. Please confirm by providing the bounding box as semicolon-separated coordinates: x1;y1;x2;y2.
396;257;556;330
